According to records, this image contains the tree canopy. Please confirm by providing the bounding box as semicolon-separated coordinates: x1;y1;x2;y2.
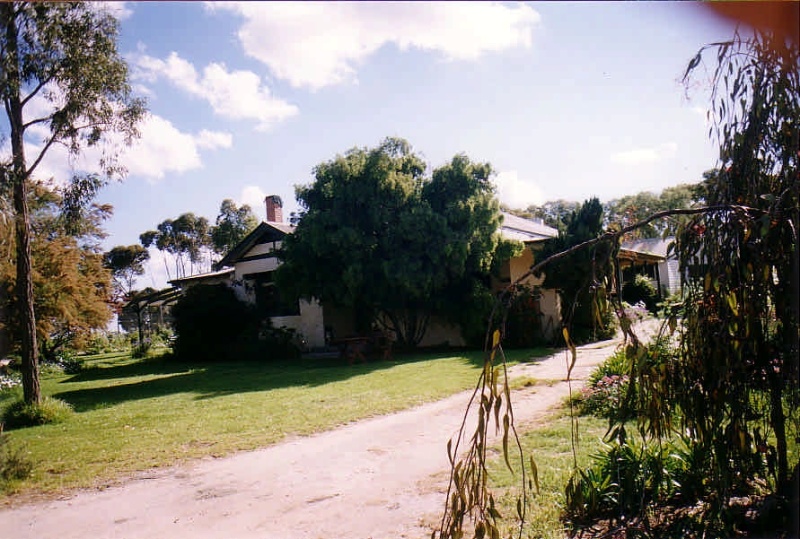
604;183;698;239
104;244;150;300
140;212;212;280
0;2;145;403
210;199;259;256
1;185;113;361
277;137;519;347
535;197;614;343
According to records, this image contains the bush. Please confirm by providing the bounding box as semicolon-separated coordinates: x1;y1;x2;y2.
504;285;546;348
40;350;83;375
171;284;258;361
621;274;659;312
579;337;679;423
579;373;630;419
84;331;131;355
171;284;301;362
2;396;74;429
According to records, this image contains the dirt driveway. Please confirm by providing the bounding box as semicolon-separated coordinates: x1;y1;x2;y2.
0;323;658;539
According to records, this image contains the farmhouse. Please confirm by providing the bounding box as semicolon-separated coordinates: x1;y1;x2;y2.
170;196;562;349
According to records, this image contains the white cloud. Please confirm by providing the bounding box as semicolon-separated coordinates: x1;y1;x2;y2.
134;52;298;130
122;115;231;180
610;142;678;166
240;186;269;218
196;129;233;150
208;1;541;90
493;170;546;209
93;2;134;21
16;113;232;184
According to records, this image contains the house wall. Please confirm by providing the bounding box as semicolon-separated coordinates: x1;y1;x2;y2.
234;257;280;280
233;241;325;349
660;259;680;295
271;299;326;349
418;318;466;348
507;245;561;341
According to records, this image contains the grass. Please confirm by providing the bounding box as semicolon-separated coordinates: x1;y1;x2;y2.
485;406;609;539
0;346;549;499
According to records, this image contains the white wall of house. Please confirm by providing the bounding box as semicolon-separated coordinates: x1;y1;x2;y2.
271;299;326;349
234;257;280;280
232;240;326;349
660;259;680;296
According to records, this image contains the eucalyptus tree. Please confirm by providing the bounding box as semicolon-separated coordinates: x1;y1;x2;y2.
0;2;145;403
104;244;150;302
673;28;799;505
140;212;211;280
604;183;697;239
211;199;259;256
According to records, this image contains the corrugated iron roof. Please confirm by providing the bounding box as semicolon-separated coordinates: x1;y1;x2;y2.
499;212;558;243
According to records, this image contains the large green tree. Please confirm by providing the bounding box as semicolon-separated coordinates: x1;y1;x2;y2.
535;197;614;343
277;137;517;347
210;199;259;256
0;3;144;403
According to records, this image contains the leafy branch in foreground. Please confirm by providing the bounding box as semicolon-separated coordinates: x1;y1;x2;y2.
434;203;766;539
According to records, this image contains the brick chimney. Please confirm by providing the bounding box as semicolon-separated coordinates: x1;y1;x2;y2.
265;195;283;223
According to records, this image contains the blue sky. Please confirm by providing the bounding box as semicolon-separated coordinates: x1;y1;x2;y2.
12;2;741;289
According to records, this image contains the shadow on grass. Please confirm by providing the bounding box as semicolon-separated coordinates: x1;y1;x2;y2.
54;351;458;412
52;347;553;413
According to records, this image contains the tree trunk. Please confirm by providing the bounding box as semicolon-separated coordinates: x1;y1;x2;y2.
3;4;41;404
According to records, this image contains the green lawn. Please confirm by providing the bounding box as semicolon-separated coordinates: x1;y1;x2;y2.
487;407;608;539
0;347;549;499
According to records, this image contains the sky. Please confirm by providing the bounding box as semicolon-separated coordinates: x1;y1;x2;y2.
7;2;743;290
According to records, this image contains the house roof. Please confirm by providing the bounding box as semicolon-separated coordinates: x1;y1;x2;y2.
214;221;295;270
499;212;559;243
123;287;183;309
168;267;234;287
620;237;674;259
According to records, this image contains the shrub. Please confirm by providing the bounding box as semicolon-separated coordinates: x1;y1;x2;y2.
2;396;74;429
504;285;546;348
171;284;306;362
565;439;673;524
171;284;259;361
621;274;659;312
84;331;130;355
587;348;629;387
40;350;83;375
579;373;630;419
579;348;630;418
